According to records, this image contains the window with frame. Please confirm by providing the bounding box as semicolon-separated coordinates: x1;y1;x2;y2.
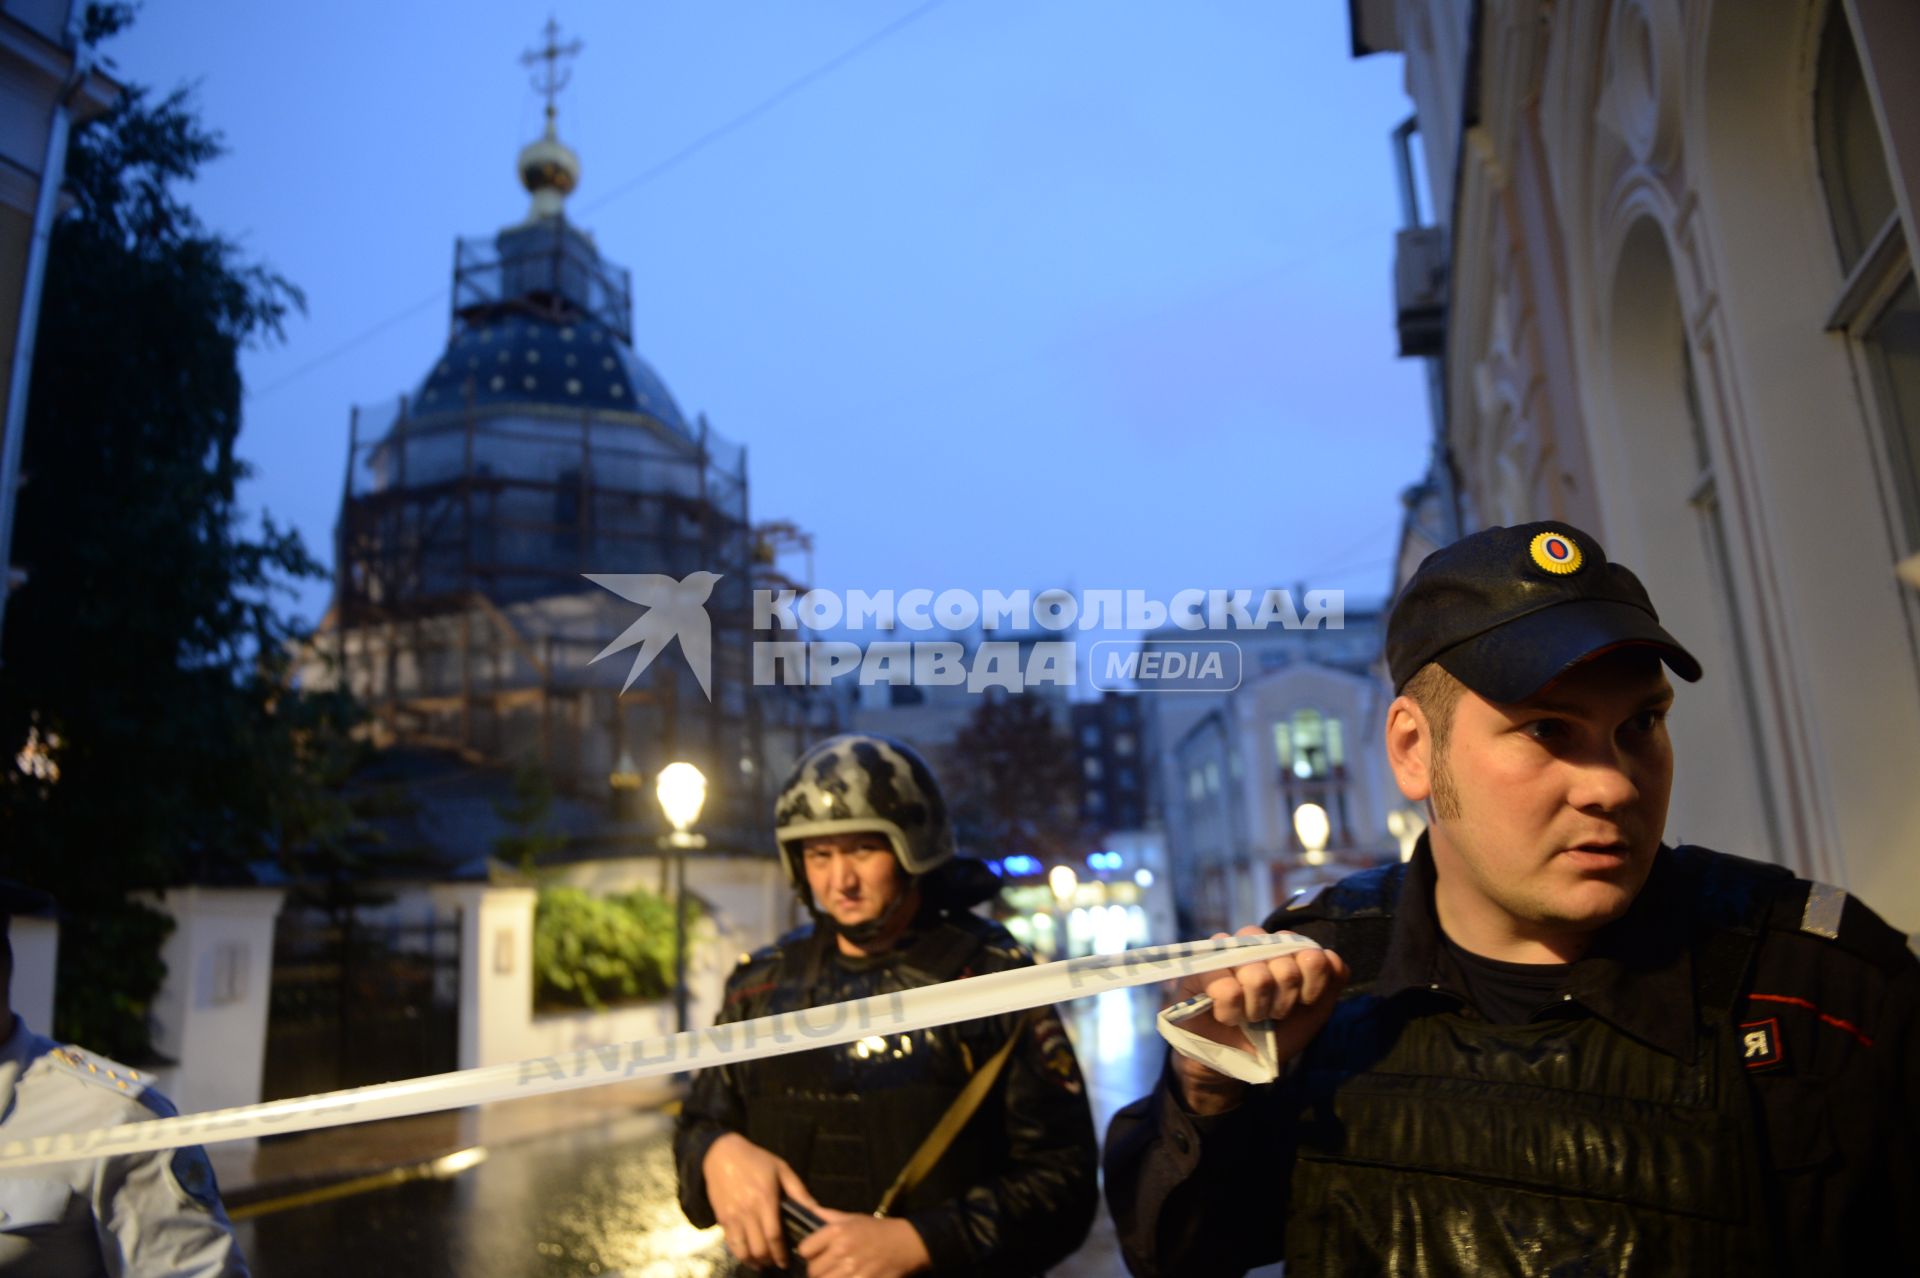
1282;709;1344;781
1683;339;1784;859
1817;7;1920;588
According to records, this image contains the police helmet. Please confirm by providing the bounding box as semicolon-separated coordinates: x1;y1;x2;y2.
772;734;955;892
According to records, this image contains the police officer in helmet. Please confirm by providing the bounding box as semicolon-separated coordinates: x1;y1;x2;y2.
675;734;1098;1277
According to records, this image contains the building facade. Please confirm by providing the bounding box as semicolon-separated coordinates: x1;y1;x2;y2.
1356;0;1920;935
1071;690;1148;831
1144;610;1400;935
0;0;118;648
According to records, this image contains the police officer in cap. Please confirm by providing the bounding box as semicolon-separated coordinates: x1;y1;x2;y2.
675;733;1098;1276
1106;522;1920;1275
0;881;249;1275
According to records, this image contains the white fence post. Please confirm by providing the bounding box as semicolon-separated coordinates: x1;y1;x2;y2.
10;915;58;1035
133;886;285;1115
430;883;536;1070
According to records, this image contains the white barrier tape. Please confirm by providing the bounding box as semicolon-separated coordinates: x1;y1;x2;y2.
1158;995;1282;1084
0;932;1318;1171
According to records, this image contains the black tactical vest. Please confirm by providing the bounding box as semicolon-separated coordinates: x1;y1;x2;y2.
736;924;1006;1215
1276;847;1787;1276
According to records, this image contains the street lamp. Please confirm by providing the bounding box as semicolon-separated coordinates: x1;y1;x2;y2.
1293;802;1330;867
1048;864;1079;905
656;761;708;1033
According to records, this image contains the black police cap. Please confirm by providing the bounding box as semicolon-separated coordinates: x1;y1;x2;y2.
1385;521;1702;701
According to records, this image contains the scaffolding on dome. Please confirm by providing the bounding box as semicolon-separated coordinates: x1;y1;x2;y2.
316;387;780;844
451;226;633;344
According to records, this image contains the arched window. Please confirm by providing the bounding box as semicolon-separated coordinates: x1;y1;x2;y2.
1815;10;1898;272
1817;7;1920;570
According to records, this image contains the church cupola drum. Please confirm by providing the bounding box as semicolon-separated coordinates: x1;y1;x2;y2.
412;21;690;434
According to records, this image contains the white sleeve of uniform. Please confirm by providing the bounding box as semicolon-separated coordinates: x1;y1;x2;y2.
93;1142;250;1278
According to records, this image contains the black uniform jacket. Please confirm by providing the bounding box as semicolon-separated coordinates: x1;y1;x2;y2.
1105;840;1920;1276
676;909;1098;1276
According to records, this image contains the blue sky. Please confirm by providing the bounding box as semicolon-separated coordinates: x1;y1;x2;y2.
105;0;1428;628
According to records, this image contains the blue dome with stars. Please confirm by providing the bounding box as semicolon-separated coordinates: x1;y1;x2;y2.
414;314;690;436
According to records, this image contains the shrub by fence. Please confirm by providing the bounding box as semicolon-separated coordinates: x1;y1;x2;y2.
532;885;704;1011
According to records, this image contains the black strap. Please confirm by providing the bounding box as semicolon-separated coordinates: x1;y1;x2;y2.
873;1007;1034;1217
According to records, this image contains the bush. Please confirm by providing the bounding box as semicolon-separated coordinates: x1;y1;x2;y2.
532;885;702;1012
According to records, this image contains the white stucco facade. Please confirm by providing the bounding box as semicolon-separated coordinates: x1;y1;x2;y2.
1364;0;1920;934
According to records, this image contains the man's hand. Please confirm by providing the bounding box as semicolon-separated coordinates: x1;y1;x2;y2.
1168;927;1349;1115
794;1209;932;1278
701;1131;818;1271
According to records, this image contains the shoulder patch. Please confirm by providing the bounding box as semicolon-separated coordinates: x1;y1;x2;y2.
724;977;778;1008
1798;882;1845;939
47;1043;147;1089
1028;1009;1083;1095
1763;876;1915;973
47;1045;157;1105
1738;1017;1784;1070
167;1146;222;1212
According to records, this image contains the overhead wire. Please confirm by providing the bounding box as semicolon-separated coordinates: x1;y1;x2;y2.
246;0;950;402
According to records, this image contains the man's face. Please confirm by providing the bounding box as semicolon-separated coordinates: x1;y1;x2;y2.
801;832;906;928
1425;649;1676;937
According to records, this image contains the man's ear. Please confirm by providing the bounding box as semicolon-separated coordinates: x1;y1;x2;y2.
1385;694;1433;803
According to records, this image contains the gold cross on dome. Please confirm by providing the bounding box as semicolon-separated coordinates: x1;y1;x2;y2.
521;17;583;127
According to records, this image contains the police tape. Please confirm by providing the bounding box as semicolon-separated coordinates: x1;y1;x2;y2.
0;931;1318;1171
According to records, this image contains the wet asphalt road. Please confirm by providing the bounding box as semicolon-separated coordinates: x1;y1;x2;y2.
236;985;1170;1277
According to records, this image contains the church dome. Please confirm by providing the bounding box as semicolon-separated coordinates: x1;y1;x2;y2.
402;20;696;443
414;314;690;436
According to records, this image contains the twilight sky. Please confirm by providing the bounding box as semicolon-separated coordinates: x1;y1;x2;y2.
104;0;1429;629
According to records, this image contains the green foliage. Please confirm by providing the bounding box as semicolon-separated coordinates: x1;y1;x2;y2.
0;12;352;1058
42;899;175;1066
493;761;571;876
532;885;704;1012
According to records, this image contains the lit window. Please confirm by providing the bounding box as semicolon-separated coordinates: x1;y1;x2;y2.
1287;710;1342;780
